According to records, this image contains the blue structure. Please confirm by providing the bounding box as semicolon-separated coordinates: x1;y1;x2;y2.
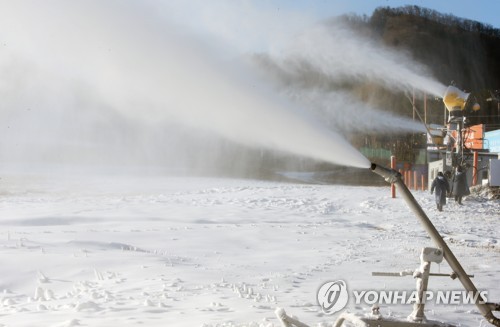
485;129;500;153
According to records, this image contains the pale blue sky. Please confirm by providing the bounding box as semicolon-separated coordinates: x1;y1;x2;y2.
256;0;500;29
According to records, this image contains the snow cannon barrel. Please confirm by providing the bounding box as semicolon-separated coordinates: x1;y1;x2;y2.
370;163;500;327
370;163;400;183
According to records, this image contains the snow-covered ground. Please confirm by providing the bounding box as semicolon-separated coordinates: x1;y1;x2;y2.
0;172;499;327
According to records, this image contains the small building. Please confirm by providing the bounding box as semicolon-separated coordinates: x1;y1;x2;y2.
428;154;499;188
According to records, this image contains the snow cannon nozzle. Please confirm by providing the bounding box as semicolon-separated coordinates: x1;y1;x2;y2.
370;163;401;184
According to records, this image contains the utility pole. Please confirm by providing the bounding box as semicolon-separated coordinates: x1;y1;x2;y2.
424;93;427;125
412;89;416;121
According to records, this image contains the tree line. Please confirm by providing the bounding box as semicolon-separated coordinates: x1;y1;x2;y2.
371;6;500;38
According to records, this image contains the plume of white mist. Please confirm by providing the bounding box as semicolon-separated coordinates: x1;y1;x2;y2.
265;21;447;98
148;0;317;54
155;1;442;135
148;0;430;136
286;90;426;134
250;51;428;135
0;1;370;170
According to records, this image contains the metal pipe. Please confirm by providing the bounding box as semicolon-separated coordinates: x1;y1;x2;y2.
370;163;500;327
372;271;474;278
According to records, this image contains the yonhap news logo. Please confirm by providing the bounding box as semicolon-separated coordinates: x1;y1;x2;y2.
317;280;349;314
317;280;489;315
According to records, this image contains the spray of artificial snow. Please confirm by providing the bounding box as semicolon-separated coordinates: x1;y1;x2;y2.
263;21;447;98
248;22;446;134
0;1;446;172
0;1;371;170
157;1;445;133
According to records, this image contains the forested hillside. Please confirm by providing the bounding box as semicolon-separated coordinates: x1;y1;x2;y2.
369;6;500;90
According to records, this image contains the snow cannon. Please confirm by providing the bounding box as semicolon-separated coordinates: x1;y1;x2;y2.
443;85;470;112
442;85;481;113
370;163;500;327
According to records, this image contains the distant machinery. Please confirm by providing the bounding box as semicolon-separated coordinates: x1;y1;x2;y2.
442;85;481;170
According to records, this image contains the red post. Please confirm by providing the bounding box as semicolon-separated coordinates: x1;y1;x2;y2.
414;171;418;191
473;151;479;186
407;171;412;189
391;156;396;198
421;174;425;191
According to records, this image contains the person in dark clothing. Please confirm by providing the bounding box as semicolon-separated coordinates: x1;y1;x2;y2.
431;172;450;211
452;166;469;205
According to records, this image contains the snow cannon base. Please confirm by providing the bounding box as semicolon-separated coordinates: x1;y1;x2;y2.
274;164;500;327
